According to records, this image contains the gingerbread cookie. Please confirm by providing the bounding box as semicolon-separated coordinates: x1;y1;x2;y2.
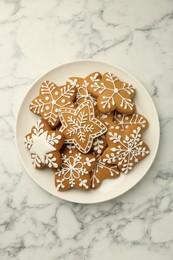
58;100;107;153
96;110;114;127
87;72;135;114
30;81;76;128
112;112;148;131
54;145;96;191
67;72;102;106
101;126;149;174
91;156;120;189
24;119;64;169
92;135;107;155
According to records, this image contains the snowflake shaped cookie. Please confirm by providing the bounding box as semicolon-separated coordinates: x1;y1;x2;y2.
54;145;96;191
24;119;64;169
59;100;107;153
87;72;136;114
112;112;148;131
30;81;76;128
101;126;149;174
91;156;120;189
67;72;102;106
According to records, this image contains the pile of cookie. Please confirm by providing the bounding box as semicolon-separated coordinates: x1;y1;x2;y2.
24;72;150;191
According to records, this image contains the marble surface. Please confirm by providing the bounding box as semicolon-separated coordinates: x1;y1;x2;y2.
0;0;173;259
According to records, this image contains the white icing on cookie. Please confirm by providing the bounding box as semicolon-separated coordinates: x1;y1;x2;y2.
103;127;149;174
91;156;120;188
55;150;95;190
113;113;148;131
90;73;135;111
24;120;62;168
30;81;76;127
59;100;107;153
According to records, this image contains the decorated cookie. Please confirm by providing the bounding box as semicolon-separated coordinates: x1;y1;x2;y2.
30;81;76;128
87;72;135;114
112;112;148;131
58;100;107;153
92;135;107;155
67;72;102;106
24;119;64;169
101;126;149;174
91;156;120;189
96;110;114;127
54;145;96;191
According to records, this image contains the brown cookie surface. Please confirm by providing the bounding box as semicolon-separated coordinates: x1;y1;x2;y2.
87;72;136;114
90;156;120;189
101;126;149;174
30;81;76;128
54;145;96;191
58;100;107;153
91;134;107;155
24;119;64;169
67;72;102;106
112;112;149;131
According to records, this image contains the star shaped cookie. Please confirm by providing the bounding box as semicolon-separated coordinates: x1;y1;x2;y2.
90;156;120;189
87;72;136;114
59;100;107;153
54;145;96;191
67;72;102;106
30;81;76;128
101;126;149;174
112;112;148;131
24;119;64;169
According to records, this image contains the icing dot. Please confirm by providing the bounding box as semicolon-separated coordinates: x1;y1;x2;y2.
61;99;65;103
46;106;49;110
55;91;58;96
125;116;129;120
52;100;56;105
55;108;59;113
114;88;119;94
45;96;49;101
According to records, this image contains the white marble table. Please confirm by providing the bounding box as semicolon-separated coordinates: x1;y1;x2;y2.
0;0;173;259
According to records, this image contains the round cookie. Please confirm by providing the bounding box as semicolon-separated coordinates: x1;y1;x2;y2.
112;112;149;131
30;81;76;129
101;126;150;174
24;119;64;169
87;72;136;114
54;145;96;191
58;100;107;154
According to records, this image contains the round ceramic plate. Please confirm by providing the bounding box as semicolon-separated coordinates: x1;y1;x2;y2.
16;60;160;204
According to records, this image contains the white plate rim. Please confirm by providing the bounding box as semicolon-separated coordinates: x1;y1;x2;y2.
15;59;160;204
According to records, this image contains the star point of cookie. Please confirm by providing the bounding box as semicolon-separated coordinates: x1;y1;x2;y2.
90;156;120;189
53;145;96;191
112;112;149;131
59;100;107;153
29;81;76;128
24;119;64;169
67;72;102;106
101;126;150;174
87;72;136;114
